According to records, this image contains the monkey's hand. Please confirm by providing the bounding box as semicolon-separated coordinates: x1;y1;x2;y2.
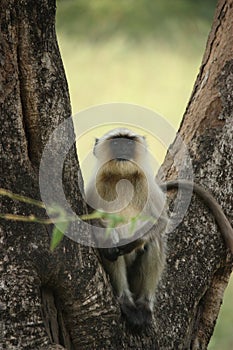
100;247;120;261
100;238;146;261
117;238;145;255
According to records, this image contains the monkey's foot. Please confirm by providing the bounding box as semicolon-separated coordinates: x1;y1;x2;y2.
120;297;152;328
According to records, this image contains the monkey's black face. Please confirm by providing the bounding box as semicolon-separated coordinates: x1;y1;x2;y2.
93;129;147;162
109;137;136;161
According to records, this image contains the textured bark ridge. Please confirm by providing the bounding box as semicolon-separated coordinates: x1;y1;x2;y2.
0;0;232;349
157;0;233;348
0;1;108;349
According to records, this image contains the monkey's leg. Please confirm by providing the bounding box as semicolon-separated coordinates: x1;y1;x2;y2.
101;253;153;327
100;254;134;306
128;237;166;326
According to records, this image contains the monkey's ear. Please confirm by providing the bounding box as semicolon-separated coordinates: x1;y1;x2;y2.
142;135;147;142
142;135;148;148
93;138;99;156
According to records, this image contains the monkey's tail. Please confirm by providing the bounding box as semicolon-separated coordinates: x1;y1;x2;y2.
160;179;233;254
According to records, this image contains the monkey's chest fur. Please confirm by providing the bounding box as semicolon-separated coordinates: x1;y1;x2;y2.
96;164;149;222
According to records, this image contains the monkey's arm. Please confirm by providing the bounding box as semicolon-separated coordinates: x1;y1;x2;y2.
160;180;233;253
102;214;168;261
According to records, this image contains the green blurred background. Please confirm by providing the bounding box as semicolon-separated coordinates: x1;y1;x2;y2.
56;1;233;348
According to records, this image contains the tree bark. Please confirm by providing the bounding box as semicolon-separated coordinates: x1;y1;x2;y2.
0;0;232;349
158;0;233;348
0;1;108;349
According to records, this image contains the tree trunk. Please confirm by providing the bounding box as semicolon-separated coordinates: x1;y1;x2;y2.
0;0;232;349
157;0;233;348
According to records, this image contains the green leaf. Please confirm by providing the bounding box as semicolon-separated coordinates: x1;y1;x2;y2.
47;204;67;219
50;222;68;251
129;216;138;236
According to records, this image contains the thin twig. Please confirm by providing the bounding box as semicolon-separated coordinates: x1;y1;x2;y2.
0;188;45;208
0;213;55;224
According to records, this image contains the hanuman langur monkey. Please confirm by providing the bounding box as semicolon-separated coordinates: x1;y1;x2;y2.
86;128;233;328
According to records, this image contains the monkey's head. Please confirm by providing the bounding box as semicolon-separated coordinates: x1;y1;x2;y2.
87;128;165;250
93;128;148;172
90;127;152;219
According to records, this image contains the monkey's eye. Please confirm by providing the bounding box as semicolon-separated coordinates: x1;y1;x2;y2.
127;139;134;145
112;140;118;146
